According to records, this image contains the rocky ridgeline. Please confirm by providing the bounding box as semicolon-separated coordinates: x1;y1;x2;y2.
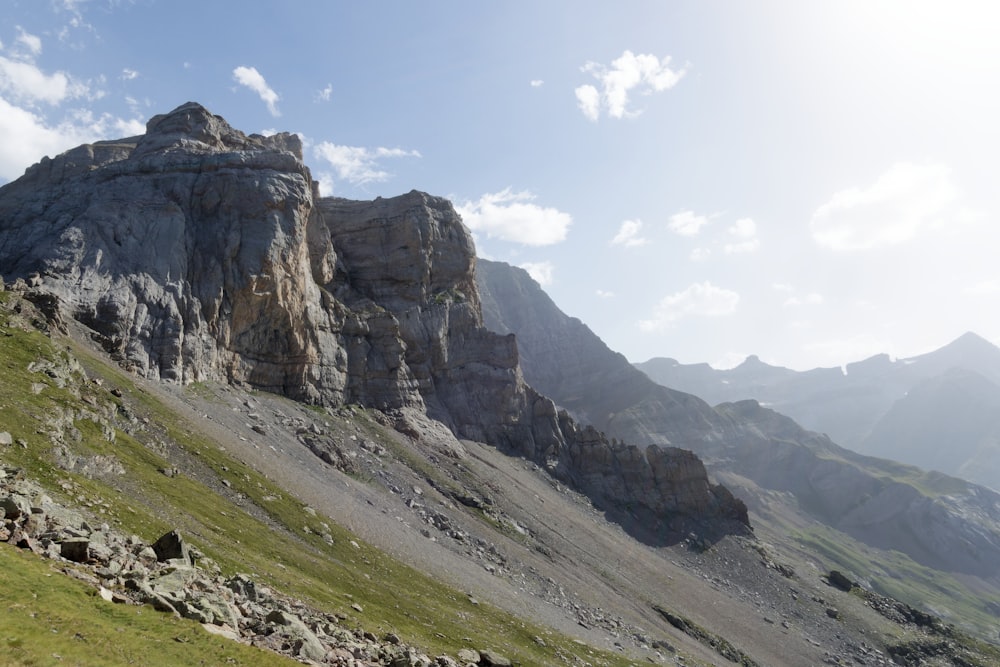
0;102;748;541
0;463;514;667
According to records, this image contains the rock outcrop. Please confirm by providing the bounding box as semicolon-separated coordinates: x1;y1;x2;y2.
0;464;507;666
0;102;748;542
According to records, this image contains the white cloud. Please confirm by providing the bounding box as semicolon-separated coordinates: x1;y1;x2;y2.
575;50;687;121
784;292;824;307
519;261;554;286
728;217;756;238
16;27;42;56
724;239;760;254
574;84;600;121
313;143;421;187
639;281;739;332
610;219;647;247
668;210;709;236
810;161;967;251
0;97;144;181
596;289;615;298
316;83;333;102
314;172;334;197
530;79;543;88
690;247;711;261
232;65;280;117
723;217;760;254
456;188;572;246
121;68;138;81
0;55;89;106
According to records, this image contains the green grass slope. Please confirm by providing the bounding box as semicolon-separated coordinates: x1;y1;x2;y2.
0;291;640;666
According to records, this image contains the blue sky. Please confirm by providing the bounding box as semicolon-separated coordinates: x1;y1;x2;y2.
2;1;1000;370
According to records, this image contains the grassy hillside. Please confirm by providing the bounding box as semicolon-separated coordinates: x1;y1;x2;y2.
0;291;642;666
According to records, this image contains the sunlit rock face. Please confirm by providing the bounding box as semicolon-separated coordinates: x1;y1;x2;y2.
0;102;750;542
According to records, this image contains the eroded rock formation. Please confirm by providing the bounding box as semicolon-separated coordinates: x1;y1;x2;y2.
0;102;748;540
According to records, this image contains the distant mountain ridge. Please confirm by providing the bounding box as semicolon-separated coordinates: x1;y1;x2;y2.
636;332;1000;490
476;259;1000;580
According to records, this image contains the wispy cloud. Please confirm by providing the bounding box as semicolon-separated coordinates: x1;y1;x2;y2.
639;281;739;332
575;50;687;121
610;219;647;247
596;289;615;298
668;210;709;236
810;161;973;251
530;79;543;88
783;292;824;308
316;83;333;102
15;27;42;56
232;65;280;116
313;142;421;187
456;188;572;246
519;261;555;286
120;68;138;81
724;217;760;254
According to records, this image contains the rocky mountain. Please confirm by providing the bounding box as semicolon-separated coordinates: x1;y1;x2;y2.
3;102;1000;665
0;102;746;550
636;332;1000;490
476;260;1000;583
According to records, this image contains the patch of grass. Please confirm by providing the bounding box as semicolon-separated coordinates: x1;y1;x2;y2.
0;543;298;667
793;525;1000;640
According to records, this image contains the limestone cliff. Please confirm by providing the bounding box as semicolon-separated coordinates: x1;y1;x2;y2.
0;102;748;542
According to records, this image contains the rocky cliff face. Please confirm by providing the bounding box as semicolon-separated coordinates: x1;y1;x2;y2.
0;102;748;543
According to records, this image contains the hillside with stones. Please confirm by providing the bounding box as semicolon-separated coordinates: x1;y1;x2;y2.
476;260;1000;615
3;286;999;666
2;103;1000;666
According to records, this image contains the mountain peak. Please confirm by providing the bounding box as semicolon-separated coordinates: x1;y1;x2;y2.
135;101;303;160
943;331;996;353
906;331;1000;382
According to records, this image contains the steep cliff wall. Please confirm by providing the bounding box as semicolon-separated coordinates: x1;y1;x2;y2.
0;102;748;542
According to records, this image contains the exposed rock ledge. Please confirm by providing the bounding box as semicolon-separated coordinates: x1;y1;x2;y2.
0;102;748;541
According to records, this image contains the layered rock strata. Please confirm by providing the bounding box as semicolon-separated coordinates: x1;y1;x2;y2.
0;102;748;539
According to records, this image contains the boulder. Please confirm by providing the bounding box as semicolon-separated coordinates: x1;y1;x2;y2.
151;530;191;564
60;538;90;562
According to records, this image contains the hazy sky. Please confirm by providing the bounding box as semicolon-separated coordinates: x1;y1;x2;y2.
2;1;999;370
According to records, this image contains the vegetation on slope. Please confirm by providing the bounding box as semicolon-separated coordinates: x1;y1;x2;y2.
0;291;639;666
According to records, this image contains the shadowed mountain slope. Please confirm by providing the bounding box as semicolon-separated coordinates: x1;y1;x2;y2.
476;259;1000;581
